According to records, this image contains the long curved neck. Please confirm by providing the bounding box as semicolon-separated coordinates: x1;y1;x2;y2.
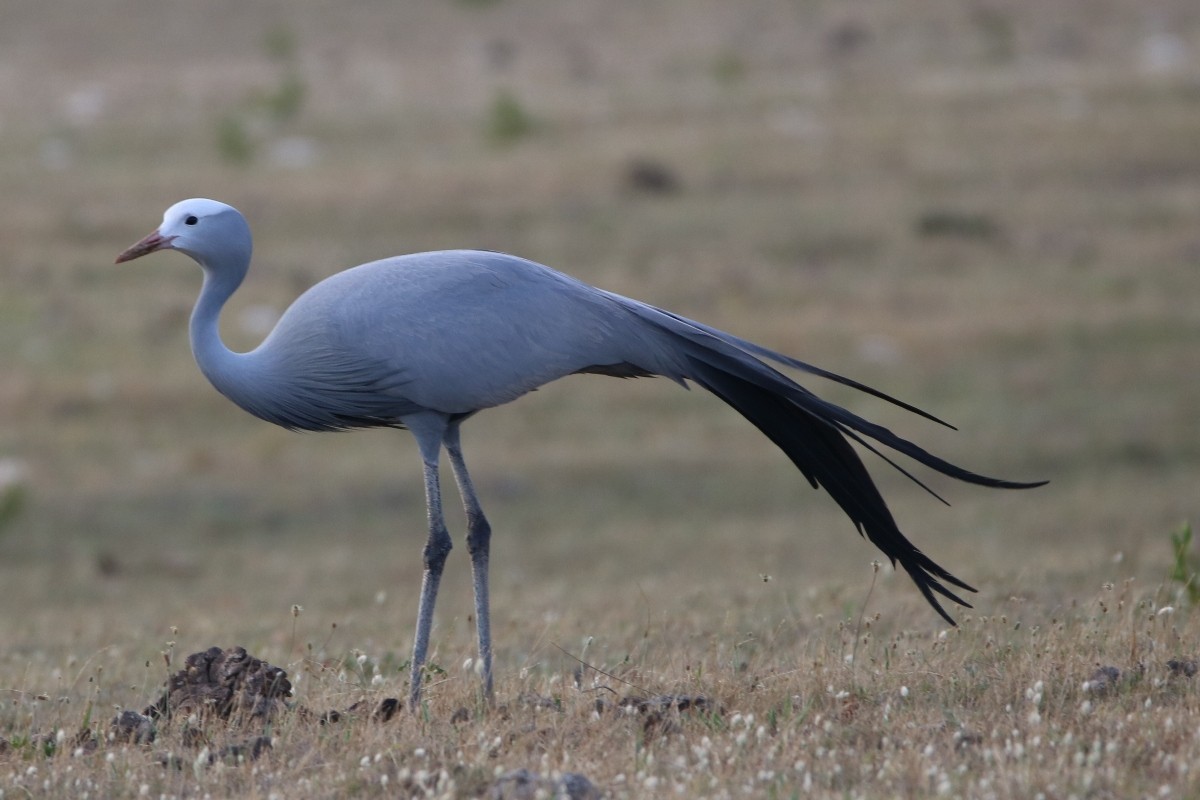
189;259;254;401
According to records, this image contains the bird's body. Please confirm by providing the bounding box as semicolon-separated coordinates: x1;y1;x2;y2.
215;251;661;429
117;199;1044;709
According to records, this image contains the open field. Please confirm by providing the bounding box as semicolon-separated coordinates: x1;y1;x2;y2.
2;0;1199;796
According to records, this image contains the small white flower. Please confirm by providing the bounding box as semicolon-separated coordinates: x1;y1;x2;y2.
900;686;909;698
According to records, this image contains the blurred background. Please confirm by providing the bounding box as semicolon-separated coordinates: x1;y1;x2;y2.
0;1;1197;668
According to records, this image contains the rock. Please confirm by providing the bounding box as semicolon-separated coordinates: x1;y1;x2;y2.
145;646;292;723
623;158;681;196
618;694;712;714
111;710;155;744
488;768;601;800
1167;659;1198;678
1083;665;1121;694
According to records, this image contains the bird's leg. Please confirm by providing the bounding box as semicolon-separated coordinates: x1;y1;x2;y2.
444;423;494;703
408;417;453;711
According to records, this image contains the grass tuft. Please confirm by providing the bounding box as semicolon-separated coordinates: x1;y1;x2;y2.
1169;521;1199;605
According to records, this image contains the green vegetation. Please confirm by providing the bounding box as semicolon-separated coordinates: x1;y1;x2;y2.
711;51;746;85
214;23;308;164
0;486;22;537
485;88;535;146
1169;521;1199;605
215;115;255;165
0;459;25;540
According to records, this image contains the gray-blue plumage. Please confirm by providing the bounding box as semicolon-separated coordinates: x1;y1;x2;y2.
117;198;1044;709
247;250;667;428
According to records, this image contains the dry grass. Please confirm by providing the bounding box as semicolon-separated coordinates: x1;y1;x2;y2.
5;589;1200;798
2;0;1199;796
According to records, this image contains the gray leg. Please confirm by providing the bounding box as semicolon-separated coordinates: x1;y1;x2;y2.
406;415;452;710
444;423;494;702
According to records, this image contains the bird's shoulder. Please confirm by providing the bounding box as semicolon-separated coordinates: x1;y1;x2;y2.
337;249;570;292
293;250;600;325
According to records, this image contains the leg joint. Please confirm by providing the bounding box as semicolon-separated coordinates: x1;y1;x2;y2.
423;530;453;570
466;515;492;555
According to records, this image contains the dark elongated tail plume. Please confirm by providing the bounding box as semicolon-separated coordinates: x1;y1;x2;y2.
676;343;1045;625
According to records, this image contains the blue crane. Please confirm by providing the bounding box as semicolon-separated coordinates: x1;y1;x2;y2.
117;198;1044;708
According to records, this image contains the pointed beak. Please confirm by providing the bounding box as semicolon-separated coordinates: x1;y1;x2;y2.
115;230;176;264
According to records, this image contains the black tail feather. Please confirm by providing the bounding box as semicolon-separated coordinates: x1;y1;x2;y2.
796;391;1047;492
681;351;1010;625
625;301;1046;624
650;307;962;429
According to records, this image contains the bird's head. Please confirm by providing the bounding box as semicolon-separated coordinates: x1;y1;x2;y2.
116;198;252;273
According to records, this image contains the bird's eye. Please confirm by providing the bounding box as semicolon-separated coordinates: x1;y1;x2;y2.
184;215;199;226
